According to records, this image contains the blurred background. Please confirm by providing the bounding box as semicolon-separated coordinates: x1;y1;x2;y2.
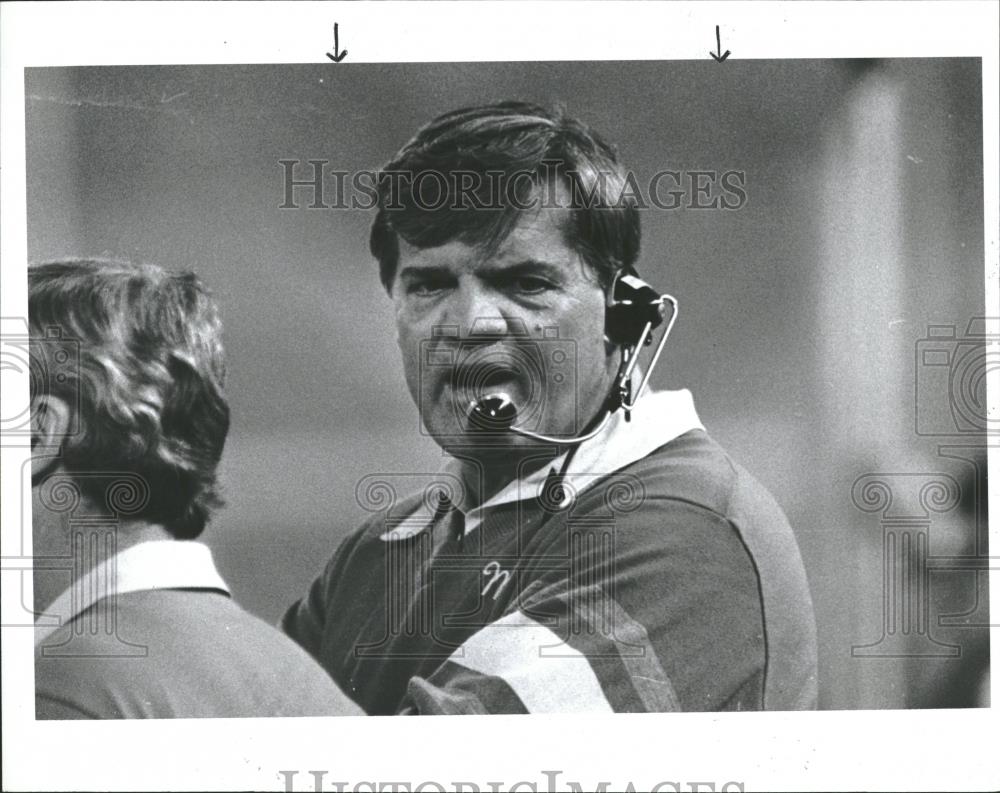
24;59;989;710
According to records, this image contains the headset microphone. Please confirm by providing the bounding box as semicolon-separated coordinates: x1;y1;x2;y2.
467;393;517;431
467;269;679;445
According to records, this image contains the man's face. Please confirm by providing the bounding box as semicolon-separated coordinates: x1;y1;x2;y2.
391;203;619;455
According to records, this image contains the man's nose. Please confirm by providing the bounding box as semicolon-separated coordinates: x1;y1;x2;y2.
468;315;516;337
455;285;522;339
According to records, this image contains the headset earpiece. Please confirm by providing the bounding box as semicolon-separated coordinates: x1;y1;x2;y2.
605;268;668;347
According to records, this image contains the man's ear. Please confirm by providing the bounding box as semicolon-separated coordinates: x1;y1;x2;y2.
30;395;71;478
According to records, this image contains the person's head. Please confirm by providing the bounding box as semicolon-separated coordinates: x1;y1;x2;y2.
370;101;640;294
369;101;643;462
28;259;230;545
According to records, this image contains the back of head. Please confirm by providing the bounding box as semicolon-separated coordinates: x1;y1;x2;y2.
370;100;641;293
28;259;229;539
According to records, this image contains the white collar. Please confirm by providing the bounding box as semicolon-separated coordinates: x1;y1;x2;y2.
380;388;704;540
558;386;702;499
34;540;230;647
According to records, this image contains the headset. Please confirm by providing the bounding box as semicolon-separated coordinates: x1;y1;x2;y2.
467;268;679;444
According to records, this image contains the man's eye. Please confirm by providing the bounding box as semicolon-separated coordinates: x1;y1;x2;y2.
408;280;449;296
512;277;553;294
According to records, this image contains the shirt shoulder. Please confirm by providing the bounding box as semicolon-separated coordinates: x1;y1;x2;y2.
582;429;799;544
612;429;741;514
36;589;360;718
566;429;818;710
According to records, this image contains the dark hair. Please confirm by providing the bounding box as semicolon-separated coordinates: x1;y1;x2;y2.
28;259;230;539
370;101;641;292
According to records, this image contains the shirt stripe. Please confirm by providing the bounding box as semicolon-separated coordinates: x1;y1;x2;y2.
513;577;682;712
444;611;614;713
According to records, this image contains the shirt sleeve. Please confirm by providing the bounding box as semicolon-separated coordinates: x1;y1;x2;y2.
281;526;367;662
281;561;332;662
35;693;104;720
34;655;129;720
397;498;768;714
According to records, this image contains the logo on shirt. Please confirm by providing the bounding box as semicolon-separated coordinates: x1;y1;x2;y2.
481;560;512;600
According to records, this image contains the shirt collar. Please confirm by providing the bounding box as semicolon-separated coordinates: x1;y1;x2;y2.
34;540;230;646
381;388;704;540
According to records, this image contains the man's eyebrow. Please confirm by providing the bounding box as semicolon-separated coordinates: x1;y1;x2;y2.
485;259;566;278
397;264;452;280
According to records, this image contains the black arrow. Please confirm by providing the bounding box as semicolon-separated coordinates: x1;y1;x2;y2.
709;25;730;62
326;23;347;62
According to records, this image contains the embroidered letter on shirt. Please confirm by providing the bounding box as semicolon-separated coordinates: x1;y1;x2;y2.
481;561;512;600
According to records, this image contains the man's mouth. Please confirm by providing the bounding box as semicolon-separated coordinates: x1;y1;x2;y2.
454;361;522;404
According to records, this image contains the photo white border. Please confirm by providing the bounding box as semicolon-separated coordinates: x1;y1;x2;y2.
2;2;997;791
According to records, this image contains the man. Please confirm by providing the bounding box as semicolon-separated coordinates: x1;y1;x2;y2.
284;102;818;713
30;258;361;718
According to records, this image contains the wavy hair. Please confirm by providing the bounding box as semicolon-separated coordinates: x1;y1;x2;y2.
28;259;229;539
370;101;641;293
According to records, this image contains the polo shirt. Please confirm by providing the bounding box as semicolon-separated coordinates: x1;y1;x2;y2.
283;390;818;713
35;540;362;719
